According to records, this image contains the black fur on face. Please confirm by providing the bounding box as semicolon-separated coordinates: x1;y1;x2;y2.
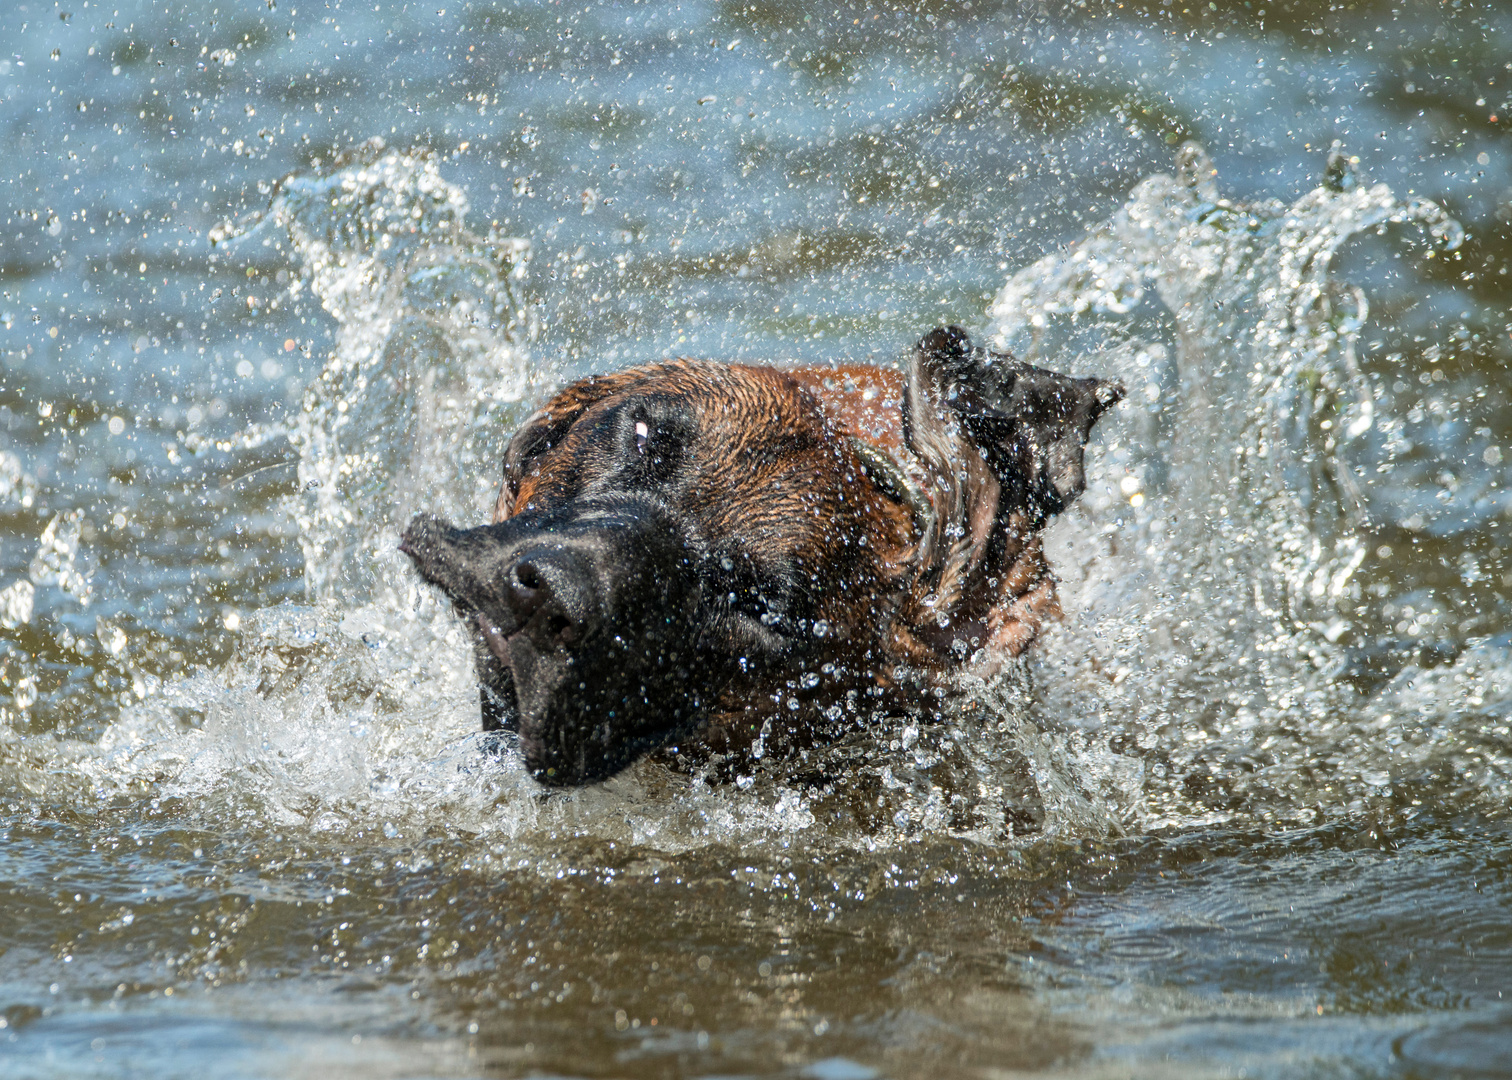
399;366;856;785
401;496;755;785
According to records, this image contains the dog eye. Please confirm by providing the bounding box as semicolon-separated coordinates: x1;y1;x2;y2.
623;404;692;480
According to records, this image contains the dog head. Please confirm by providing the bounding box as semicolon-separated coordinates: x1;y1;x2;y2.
402;335;1123;786
400;361;914;784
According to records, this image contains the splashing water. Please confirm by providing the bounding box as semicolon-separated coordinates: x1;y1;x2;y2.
11;4;1512;1071
13;145;1505;858
82;148;593;843
995;145;1510;829
7;150;532;829
26;144;1119;850
50;147;1046;851
215;142;538;603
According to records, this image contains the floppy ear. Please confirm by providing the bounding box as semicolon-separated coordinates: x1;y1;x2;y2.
911;325;1123;523
493;372;634;521
901;327;969;580
901;326;1004;604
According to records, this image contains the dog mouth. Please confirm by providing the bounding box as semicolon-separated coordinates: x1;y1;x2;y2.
401;506;723;785
475;611;516;666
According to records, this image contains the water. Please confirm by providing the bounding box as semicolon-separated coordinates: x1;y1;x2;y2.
3;0;1512;1076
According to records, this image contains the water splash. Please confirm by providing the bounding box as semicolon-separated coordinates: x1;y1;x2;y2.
216;142;538;603
0;510;96;730
11;145;1504;854
155;144;1101;849
993;141;1461;565
28;147;1061;851
997;145;1509;828
28;509;95;608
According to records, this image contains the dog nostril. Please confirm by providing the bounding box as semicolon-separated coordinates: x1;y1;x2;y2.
508;561;549;617
507;555;587;645
515;562;543;591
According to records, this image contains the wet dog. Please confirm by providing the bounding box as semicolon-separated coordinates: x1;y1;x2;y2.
400;327;1122;785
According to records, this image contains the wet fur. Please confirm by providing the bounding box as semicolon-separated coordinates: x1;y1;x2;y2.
401;327;1122;784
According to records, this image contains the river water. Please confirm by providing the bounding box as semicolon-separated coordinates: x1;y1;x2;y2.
3;1;1512;1076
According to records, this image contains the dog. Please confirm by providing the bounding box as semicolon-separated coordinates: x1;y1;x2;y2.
400;327;1122;785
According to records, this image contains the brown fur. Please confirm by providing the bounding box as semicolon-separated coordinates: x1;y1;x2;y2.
402;326;1120;783
489;356;1076;764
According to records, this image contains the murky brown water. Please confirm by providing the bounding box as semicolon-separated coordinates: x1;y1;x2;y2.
3;1;1512;1076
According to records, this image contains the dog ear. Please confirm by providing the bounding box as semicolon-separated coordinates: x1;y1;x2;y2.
901;326;995;598
970;362;1124;518
910;325;1123;521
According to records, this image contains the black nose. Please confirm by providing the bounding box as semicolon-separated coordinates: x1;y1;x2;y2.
504;548;597;647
